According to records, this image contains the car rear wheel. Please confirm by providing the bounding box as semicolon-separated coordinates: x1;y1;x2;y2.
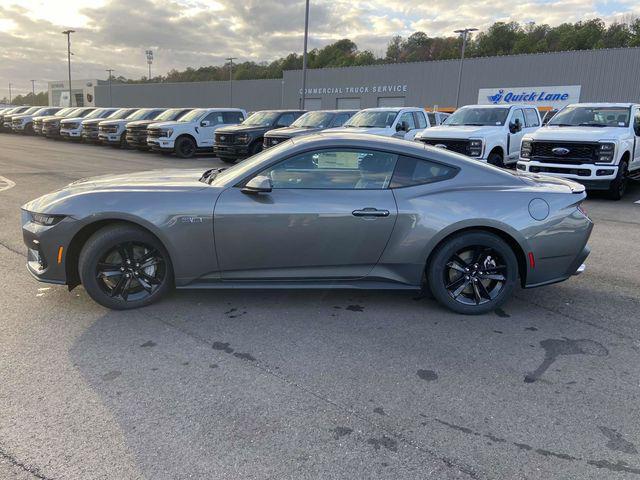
427;231;518;315
175;137;197;158
79;224;173;310
606;161;628;200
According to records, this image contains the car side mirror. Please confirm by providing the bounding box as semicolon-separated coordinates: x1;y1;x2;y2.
635;124;640;136
242;175;272;194
200;120;210;127
396;121;407;132
509;121;521;134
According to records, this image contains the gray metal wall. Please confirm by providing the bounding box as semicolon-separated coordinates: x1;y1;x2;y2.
94;78;284;110
92;47;640;110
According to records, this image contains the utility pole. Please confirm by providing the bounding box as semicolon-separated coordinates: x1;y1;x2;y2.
454;27;477;109
226;57;237;107
8;83;12;105
145;50;154;80
106;69;114;107
30;80;36;105
62;30;75;106
300;0;310;109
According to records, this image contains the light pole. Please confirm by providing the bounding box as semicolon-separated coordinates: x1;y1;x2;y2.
30;80;36;105
226;57;237;107
300;0;310;109
454;27;477;109
62;30;75;106
145;50;154;80
8;83;12;105
106;69;114;107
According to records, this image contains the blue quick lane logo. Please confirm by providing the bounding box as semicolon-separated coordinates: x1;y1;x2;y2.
488;89;571;104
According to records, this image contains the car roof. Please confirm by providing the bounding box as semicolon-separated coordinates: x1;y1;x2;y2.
459;104;536;109
358;107;422;112
564;102;638;108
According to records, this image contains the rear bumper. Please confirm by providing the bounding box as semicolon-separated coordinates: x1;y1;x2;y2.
517;160;617;190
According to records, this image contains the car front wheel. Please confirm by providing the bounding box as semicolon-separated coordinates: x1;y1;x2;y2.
175;137;197;158
427;231;518;315
79;224;173;310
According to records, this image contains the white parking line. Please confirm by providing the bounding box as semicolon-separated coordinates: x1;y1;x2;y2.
0;176;15;192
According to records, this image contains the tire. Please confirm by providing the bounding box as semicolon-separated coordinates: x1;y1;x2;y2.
219;157;236;164
24;124;34;135
427;231;518;315
78;224;173;310
175;136;197;158
487;151;505;168
606;161;628;200
249;141;263;156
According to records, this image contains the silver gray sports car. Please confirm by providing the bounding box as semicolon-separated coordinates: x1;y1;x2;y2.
21;133;592;314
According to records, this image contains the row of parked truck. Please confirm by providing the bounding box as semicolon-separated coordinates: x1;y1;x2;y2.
1;102;639;199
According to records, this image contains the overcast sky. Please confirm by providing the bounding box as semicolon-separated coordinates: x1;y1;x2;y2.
1;0;639;98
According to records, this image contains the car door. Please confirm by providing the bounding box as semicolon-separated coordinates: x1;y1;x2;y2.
214;147;399;280
197;111;224;147
507;108;526;162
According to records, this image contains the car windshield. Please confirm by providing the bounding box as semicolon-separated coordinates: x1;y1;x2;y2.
108;109;134;119
242;111;280;126
444;107;510;126
548;106;631;127
84;109;111;120
343;110;398;128
178;109;207;122
291;111;334;128
31;107;50;116
21;107;41;115
125;109;155;121
55;108;76;116
155;108;190;121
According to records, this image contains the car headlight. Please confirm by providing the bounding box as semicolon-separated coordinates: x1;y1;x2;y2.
161;129;173;137
520;139;532;160
31;212;65;226
237;134;250;143
597;142;615;164
468;139;483;157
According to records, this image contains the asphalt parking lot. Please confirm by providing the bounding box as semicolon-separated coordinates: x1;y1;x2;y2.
1;134;639;480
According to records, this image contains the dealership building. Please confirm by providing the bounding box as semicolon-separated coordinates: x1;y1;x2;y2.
48;46;640;112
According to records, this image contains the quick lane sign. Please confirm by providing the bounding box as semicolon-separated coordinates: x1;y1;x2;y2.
478;85;581;108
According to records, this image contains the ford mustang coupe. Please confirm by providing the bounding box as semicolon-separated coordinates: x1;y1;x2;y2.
21;133;592;315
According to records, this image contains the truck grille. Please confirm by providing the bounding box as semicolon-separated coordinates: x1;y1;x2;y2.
419;138;470;155
147;129;162;139
530;141;597;164
215;133;235;145
99;125;118;133
127;125;147;133
84;124;99;133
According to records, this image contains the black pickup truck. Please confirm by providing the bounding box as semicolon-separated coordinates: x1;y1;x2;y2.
213;110;305;163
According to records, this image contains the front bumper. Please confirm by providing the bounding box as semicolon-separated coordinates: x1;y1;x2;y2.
99;132;122;144
126;133;149;148
148;137;175;150
517;160;617;190
213;144;251;159
82;130;100;142
12;124;26;132
42;126;61;137
60;129;83;139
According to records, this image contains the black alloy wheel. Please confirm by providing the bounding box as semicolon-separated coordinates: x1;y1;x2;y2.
427;231;518;315
607;161;628;200
487;151;505;168
79;224;173;309
175;137;197;158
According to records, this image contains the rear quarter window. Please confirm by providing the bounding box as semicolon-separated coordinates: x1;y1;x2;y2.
390;155;458;188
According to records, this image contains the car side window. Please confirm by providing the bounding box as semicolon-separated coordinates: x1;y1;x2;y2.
390;155;458;188
260;149;398;190
331;113;350;127
634;111;640;136
415;111;428;129
398;112;417;130
204;112;224;125
524;108;540;127
511;109;525;128
277;113;295;127
427;112;436;126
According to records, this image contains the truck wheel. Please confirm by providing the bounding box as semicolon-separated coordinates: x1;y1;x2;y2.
607;161;628;200
487;151;504;168
219;157;236;164
175;137;197;158
427;231;518;315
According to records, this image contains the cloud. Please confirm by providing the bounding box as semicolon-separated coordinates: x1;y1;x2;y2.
1;0;639;98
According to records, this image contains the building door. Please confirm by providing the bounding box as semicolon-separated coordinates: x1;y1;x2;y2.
336;98;361;110
377;97;405;108
304;98;322;111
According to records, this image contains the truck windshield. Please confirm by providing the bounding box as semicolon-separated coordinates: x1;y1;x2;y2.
343;110;398;128
108;109;135;119
444;107;510;126
548;106;631;127
178;109;206;122
125;109;155;121
84;109;111;120
291;111;334;128
155;108;190;121
243;111;280;126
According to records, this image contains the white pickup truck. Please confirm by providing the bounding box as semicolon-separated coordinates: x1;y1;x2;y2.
327;107;430;140
518;103;640;200
415;104;541;167
147;108;247;158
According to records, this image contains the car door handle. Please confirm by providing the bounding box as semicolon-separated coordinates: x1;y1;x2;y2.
352;208;390;217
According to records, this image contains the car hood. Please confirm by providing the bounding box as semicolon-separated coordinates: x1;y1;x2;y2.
266;126;322;137
127;119;157;128
82;118;106;125
35;115;61;122
148;121;181;129
99;119;129;127
216;124;269;134
325;126;391;135
61;117;84;124
22;169;210;214
527;126;627;141
419;125;499;138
